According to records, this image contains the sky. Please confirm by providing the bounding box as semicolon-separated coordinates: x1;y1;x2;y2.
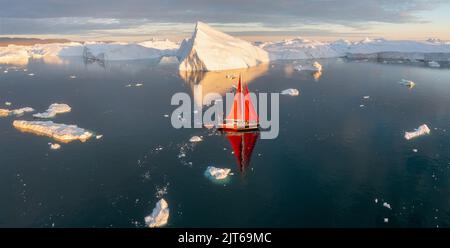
0;0;449;42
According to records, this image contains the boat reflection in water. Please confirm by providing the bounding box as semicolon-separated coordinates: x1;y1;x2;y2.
225;131;259;172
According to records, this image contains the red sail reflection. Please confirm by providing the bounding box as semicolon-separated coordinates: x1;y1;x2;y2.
226;131;259;172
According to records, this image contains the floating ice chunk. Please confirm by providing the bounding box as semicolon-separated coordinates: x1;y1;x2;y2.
0;109;10;117
3;70;8;74
428;61;440;68
1;107;34;117
13;120;93;143
125;84;132;87
5;102;12;106
145;199;169;228
412;149;418;153
189;136;203;143
399;79;415;88
384;218;389;223
281;88;299;96
96;134;103;140
33;103;71;118
359;104;365;108
404;124;431;140
163;114;169;118
11;107;34;116
383;202;392;209
294;61;322;72
363;96;370;99
49;143;61;150
374;198;378;203
205;166;231;180
28;73;34;76
135;83;143;87
69;75;77;79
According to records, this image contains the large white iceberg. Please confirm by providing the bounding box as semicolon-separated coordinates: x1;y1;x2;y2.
145;198;169;228
178;22;269;71
404;124;431;140
13;120;93;143
33;103;71;118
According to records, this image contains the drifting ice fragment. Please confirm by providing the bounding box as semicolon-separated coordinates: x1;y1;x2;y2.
294;61;322;72
189;136;203;143
96;135;103;140
383;202;392;209
384;218;389;223
5;102;11;106
399;79;415;88
204;166;231;180
13;120;93;143
145;198;169;228
281;88;299;96
404;124;430;140
33;103;71;118
69;75;77;79
363;96;370;99
1;107;34;117
428;61;440;68
49;143;61;150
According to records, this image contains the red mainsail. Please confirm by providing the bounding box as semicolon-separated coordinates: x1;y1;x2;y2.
224;75;258;129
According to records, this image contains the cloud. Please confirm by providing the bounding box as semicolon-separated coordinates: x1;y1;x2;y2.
0;0;446;37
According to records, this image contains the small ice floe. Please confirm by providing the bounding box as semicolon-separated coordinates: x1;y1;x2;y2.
294;61;322;72
13;120;93;143
399;79;415;88
428;61;440;68
363;96;370;99
69;75;77;79
28;73;34;76
33;103;71;118
145;198;169;228
189;136;203;143
281;88;299;96
96;135;103;140
404;124;431;140
412;148;418;153
135;83;143;87
3;70;8;74
204;166;231;180
5;102;12;106
49;143;61;150
383;202;392;210
125;84;132;87
374;198;378;204
384;218;389;223
163;114;169;118
1;107;34;117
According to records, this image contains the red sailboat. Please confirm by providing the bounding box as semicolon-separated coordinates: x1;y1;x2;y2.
218;75;259;131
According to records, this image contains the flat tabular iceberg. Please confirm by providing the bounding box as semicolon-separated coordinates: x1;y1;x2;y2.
404;124;431;140
33;103;71;118
13;120;93;143
145;198;169;228
178;22;269;71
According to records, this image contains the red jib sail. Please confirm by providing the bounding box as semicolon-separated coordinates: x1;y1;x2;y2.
227;132;259;171
225;75;258;128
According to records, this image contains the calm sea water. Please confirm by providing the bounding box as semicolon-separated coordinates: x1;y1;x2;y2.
1;58;450;227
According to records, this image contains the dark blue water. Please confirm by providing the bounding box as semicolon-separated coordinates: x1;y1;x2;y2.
1;58;450;227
